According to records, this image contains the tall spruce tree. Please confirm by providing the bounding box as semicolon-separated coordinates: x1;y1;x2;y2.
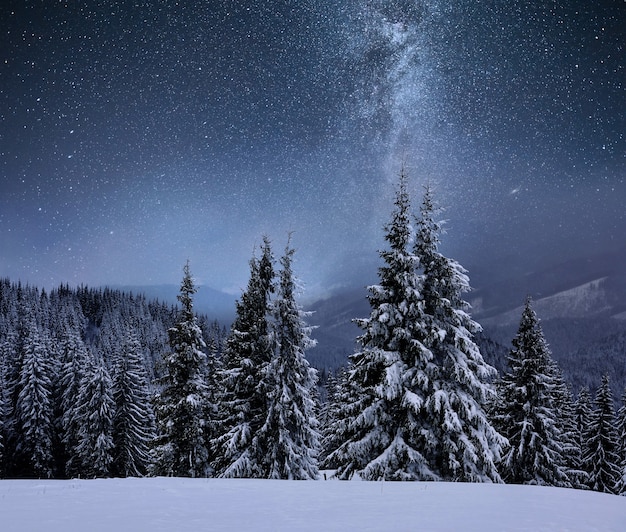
259;241;320;479
494;298;571;487
59;330;92;478
585;375;621;494
15;324;55;478
616;388;626;494
0;348;10;477
152;262;213;477
111;329;156;477
574;386;594;488
320;366;365;472
326;171;437;480
414;185;505;482
212;238;276;478
552;371;587;489
75;359;115;478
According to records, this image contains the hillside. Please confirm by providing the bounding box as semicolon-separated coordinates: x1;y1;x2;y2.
1;477;625;531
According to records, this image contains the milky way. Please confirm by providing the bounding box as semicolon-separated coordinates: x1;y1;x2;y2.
1;1;624;297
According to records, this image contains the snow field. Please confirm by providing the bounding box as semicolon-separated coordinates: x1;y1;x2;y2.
1;477;625;532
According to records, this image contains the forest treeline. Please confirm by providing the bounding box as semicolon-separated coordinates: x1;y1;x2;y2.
0;173;625;494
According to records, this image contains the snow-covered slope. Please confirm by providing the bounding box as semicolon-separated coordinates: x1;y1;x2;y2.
1;477;625;532
480;277;616;328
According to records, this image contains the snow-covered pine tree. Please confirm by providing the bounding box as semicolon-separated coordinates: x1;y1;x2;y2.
15;323;55;478
326;170;436;481
111;329;156;477
616;388;626;495
75;359;115;478
574;386;594;488
0;346;9;477
59;330;92;478
414;185;505;482
552;371;587;489
319;369;342;466
258;241;320;479
212;238;276;478
494;297;570;487
152;262;213;478
584;375;621;494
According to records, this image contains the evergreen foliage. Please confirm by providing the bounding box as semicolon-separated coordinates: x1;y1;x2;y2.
0;347;10;477
574;386;594;488
75;360;115;478
15;323;55;478
616;389;626;494
584;375;621;494
0;278;214;479
327;172;435;480
260;241;321;479
326;174;503;482
212;238;276;478
152;262;214;478
494;298;571;487
552;371;587;489
415;185;505;482
59;330;92;478
111;330;156;477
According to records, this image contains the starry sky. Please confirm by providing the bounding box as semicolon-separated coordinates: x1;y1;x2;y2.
1;0;624;299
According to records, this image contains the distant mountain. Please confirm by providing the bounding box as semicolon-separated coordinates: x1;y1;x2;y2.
469;245;626;321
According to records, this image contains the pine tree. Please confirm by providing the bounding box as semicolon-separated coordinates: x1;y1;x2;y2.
75;360;115;478
319;369;342;467
574;386;594;488
415;185;505;482
553;373;587;489
494;298;570;486
212;238;276;478
259;241;321;479
327;175;438;480
152;262;213;477
59;330;92;478
585;375;621;494
0;348;9;477
326;171;436;480
326;177;503;482
320;367;363;472
111;329;156;477
15;324;55;478
616;388;626;494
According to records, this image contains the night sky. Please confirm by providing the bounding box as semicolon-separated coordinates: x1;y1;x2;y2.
1;1;624;299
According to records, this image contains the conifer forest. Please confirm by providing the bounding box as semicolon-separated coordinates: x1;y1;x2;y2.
1;174;625;496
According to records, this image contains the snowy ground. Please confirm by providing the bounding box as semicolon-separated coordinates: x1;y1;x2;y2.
1;477;625;531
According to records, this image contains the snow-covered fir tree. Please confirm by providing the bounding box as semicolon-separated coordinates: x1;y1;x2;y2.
212;238;276;478
574;385;594;488
111;329;156;477
494;297;570;487
258;241;321;479
584;375;621;494
0;346;10;477
552;370;587;489
152;262;213;478
75;359;115;478
414;185;505;482
326;177;504;481
58;330;92;478
15;323;55;478
615;388;626;494
325;171;437;480
319;369;344;467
